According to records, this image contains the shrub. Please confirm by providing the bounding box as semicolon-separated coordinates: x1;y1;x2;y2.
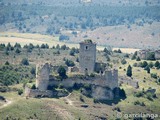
146;93;153;101
69;49;75;56
90;73;95;77
121;59;127;64
21;58;29;65
65;59;75;67
30;67;36;75
148;62;154;68
126;65;132;77
15;48;21;54
93;99;98;103
5;61;10;65
134;91;144;97
76;57;79;62
146;52;155;60
136;56;141;61
79;95;85;102
141;61;148;68
133;63;138;67
59;35;69;41
18;89;23;95
144;66;150;73
155;61;160;68
57;66;67;79
151;73;157;79
31;84;36;89
119;88;126;98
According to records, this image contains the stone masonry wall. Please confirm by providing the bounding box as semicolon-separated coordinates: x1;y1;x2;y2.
79;41;96;74
36;63;50;91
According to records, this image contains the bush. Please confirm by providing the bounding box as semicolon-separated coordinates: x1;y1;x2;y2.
133;63;138;67
121;59;127;64
119;88;126;98
69;49;75;56
151;73;157;79
57;66;67;79
93;99;98;103
21;58;29;65
146;52;155;60
141;61;148;68
65;59;75;67
146;93;153;101
79;95;85;102
59;35;69;41
148;62;154;68
30;67;36;75
134;100;145;106
90;73;95;77
144;66;150;73
15;48;21;54
155;61;160;68
136;56;141;61
134;91;144;97
126;65;132;77
18;89;23;95
5;61;10;65
76;57;79;62
31;84;36;89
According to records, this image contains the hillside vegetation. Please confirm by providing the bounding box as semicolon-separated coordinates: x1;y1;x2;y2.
0;1;160;48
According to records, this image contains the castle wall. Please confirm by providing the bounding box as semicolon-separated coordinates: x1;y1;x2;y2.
119;76;139;88
105;69;118;90
91;85;114;100
49;74;118;90
79;41;96;74
25;86;54;98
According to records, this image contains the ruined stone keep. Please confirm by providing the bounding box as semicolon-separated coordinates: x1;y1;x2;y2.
79;39;96;74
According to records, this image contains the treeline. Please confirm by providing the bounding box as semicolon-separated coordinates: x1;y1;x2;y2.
0;43;79;52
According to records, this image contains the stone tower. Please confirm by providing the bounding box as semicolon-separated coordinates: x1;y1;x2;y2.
105;69;118;89
36;63;50;91
79;39;96;74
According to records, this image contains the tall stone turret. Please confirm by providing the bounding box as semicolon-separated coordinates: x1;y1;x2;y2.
36;63;50;91
79;39;96;74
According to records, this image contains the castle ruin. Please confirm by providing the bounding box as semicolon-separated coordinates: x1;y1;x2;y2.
25;40;119;100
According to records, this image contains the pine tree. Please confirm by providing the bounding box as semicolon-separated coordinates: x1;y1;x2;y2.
126;65;132;77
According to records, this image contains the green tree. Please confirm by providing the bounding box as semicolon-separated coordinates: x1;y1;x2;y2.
131;51;137;60
21;58;29;65
69;49;75;56
155;61;160;68
15;48;21;54
5;61;10;65
121;59;127;64
144;66;150;73
142;61;148;68
65;59;75;67
30;67;36;75
136;56;141;61
57;66;67;79
146;52;155;60
126;65;132;77
31;84;36;89
148;62;154;68
41;44;46;49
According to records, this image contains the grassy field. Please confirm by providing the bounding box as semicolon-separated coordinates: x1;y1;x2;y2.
70;22;160;49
